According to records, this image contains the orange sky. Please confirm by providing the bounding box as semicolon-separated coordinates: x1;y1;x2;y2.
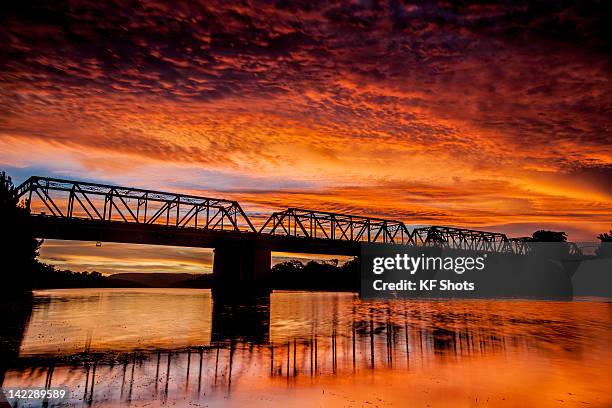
1;1;610;273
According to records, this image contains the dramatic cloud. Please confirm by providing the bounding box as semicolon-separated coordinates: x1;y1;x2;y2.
1;0;610;273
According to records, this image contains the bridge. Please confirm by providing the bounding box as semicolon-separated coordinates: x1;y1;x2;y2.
17;176;535;293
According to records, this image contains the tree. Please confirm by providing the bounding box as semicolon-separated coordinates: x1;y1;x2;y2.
0;171;42;291
529;230;567;242
271;260;304;274
597;230;612;242
596;230;612;257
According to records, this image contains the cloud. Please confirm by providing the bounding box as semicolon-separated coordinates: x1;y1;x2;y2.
39;241;215;274
0;0;610;251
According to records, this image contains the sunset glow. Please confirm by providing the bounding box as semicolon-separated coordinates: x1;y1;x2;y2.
1;1;610;273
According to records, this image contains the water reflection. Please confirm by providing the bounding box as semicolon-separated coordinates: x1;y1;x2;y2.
212;295;270;343
0;293;32;386
1;289;612;407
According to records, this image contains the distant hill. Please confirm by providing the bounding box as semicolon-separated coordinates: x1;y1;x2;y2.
110;273;206;287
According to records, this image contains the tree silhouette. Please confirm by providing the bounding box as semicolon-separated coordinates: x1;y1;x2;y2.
529;230;568;242
271;257;359;291
0;171;42;291
596;230;612;257
272;260;304;274
597;230;612;242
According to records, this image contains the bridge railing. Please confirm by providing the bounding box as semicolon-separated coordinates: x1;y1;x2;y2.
259;208;414;244
16;176;256;233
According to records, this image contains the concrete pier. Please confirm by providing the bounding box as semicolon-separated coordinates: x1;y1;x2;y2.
212;241;272;296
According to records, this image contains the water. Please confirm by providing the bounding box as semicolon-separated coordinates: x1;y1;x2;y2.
2;289;612;407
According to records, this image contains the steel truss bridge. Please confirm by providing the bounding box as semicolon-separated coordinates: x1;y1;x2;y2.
16;176;549;256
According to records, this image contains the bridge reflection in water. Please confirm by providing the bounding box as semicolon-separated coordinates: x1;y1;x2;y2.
2;289;612;407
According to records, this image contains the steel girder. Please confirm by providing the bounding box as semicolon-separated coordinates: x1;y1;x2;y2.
259;208;413;244
16;176;256;233
15;176;569;255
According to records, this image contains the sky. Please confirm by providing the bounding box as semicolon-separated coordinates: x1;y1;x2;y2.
1;1;610;274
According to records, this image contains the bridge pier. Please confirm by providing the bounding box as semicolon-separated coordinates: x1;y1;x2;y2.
212;241;271;296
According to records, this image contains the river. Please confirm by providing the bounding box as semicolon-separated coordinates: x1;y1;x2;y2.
1;288;611;407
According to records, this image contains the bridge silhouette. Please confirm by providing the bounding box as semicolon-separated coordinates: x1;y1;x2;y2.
17;176;531;293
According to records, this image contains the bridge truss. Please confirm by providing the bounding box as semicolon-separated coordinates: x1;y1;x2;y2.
14;176;562;255
259;208;413;244
412;226;530;255
16;176;256;233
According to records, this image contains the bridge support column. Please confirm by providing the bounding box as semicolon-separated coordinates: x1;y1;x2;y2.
212;241;272;296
